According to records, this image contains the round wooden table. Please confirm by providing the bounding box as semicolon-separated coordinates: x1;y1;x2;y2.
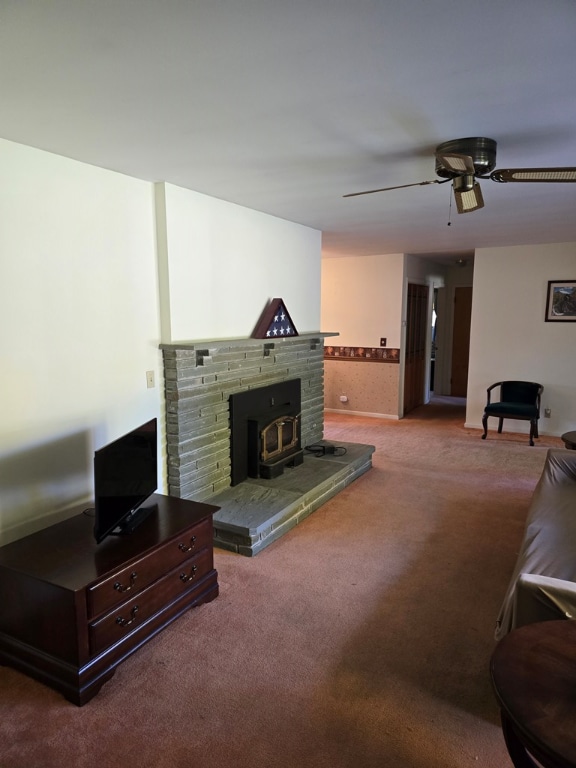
561;431;576;449
491;620;576;768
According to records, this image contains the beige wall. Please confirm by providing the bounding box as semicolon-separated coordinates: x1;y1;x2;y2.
321;252;449;417
321;253;404;416
321;253;405;347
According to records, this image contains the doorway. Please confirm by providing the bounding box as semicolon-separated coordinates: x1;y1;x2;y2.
430;288;438;392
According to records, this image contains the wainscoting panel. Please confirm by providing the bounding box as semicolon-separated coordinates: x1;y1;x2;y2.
324;358;400;418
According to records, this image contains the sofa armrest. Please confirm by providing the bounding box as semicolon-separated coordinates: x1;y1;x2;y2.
513;573;576;630
544;448;576;480
494;448;576;641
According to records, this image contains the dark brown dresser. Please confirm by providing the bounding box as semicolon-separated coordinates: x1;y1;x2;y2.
0;493;219;705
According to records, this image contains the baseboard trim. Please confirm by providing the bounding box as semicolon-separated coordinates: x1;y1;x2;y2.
325;408;400;420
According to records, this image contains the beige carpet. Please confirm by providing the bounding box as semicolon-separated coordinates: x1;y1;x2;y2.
0;400;562;768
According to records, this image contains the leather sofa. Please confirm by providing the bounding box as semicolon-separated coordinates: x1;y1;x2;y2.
495;448;576;640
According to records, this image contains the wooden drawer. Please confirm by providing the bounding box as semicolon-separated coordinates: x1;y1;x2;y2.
88;547;213;656
87;517;212;619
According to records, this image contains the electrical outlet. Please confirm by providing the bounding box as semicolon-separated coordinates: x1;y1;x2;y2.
380;337;387;347
544;408;551;418
146;370;155;389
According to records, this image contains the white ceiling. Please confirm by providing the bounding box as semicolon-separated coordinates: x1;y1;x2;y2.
1;0;576;263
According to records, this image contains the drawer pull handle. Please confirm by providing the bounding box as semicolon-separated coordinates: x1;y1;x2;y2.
178;535;197;553
180;565;198;583
116;605;139;627
114;571;138;593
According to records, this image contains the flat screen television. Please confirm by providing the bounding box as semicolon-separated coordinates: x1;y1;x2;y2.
93;418;158;544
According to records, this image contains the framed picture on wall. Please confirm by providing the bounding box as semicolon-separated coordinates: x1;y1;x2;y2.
545;280;576;322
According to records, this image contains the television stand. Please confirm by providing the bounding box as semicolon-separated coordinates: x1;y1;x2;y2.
0;493;219;705
113;501;158;536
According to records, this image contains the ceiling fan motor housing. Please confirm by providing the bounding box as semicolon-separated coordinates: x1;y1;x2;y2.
435;137;497;179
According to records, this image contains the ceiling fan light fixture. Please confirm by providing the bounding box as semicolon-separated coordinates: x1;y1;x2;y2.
435;138;497;179
453;175;484;213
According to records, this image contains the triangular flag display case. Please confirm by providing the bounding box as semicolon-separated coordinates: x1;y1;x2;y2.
251;298;299;339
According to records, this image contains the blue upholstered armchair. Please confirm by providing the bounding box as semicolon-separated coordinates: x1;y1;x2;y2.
481;381;543;446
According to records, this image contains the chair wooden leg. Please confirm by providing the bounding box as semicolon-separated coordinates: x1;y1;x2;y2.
498;418;504;434
482;413;488;439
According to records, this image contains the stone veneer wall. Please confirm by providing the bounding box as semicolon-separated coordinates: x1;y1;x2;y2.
160;334;331;502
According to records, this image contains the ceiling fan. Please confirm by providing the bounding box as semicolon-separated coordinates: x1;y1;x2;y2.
343;137;576;213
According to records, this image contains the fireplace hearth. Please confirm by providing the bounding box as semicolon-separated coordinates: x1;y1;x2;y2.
230;379;303;485
210;440;375;555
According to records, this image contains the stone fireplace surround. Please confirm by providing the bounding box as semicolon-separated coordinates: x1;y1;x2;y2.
161;334;329;499
161;334;374;555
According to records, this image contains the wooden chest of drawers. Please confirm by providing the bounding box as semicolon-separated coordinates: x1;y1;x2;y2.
0;493;219;705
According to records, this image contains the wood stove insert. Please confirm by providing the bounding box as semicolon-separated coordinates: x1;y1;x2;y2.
229;379;303;486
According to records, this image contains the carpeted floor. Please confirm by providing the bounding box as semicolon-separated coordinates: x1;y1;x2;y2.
0;400;562;768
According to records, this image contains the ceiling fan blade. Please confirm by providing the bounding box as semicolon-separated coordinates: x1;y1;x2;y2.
435;152;476;175
491;167;576;183
343;179;447;198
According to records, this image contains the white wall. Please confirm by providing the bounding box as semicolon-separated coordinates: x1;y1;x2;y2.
466;242;576;436
157;182;321;342
0;139;162;542
0;141;323;544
